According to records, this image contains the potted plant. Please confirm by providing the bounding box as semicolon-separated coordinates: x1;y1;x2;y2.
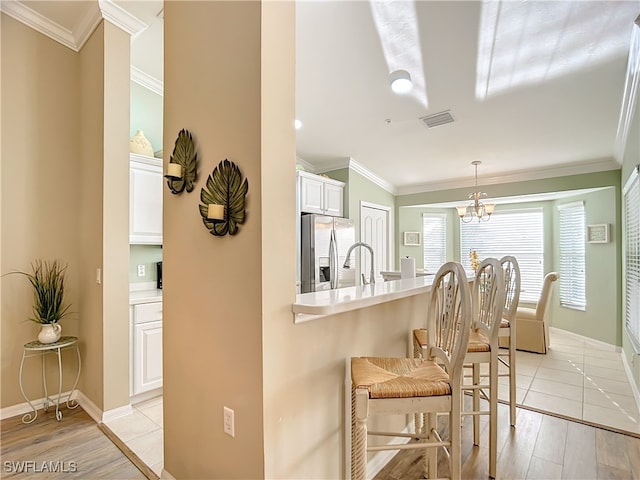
15;259;71;344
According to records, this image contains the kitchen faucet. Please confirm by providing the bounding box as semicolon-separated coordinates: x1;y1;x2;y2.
343;242;375;285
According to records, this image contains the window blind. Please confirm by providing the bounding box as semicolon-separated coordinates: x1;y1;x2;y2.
460;209;543;303
624;166;640;348
558;201;586;310
422;213;446;273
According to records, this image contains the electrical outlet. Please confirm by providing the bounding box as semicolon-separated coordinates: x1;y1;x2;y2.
223;406;235;437
137;264;145;277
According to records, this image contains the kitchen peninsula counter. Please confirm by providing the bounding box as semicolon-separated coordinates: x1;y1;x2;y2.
293;276;434;323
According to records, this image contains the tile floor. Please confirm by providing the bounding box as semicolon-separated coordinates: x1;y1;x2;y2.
104;395;164;476
494;327;640;434
103;328;640;476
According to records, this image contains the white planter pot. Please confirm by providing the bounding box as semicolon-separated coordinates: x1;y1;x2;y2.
38;324;62;344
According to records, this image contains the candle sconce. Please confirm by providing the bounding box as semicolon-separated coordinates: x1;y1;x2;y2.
199;159;249;236
165;129;197;194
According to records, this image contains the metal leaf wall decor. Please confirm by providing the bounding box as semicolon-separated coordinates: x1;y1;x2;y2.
166;129;197;194
199;159;249;236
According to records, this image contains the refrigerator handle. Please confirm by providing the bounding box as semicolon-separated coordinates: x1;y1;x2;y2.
329;229;338;289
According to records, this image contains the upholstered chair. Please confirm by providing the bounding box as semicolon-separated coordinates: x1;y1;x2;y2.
515;272;559;354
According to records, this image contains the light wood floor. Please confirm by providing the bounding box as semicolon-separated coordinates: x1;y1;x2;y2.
375;400;640;479
1;405;148;479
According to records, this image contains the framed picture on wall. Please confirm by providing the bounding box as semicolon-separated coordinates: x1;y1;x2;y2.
586;224;609;243
403;231;421;246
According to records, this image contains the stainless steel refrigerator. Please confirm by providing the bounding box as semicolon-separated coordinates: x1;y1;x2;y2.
301;214;356;293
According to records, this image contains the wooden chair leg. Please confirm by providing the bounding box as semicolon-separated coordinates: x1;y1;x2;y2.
424;412;437;479
450;390;462;480
472;363;480;446
509;332;517;427
351;388;367;480
489;353;498;479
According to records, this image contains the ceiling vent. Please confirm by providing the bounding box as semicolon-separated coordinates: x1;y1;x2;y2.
420;110;454;129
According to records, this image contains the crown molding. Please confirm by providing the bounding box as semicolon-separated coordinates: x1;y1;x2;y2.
0;0;82;51
396;157;620;195
0;0;147;52
347;158;396;194
131;66;164;96
295;156;316;173
98;0;147;37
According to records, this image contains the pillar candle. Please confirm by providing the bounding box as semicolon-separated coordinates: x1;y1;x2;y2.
166;163;182;178
207;204;225;220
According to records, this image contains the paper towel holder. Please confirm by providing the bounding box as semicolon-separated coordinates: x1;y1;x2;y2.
403;231;421;246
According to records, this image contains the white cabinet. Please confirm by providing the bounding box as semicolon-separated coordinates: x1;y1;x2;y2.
297;171;344;217
131;301;162;395
130;154;163;244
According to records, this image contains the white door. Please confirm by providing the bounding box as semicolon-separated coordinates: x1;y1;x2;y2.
360;203;390;284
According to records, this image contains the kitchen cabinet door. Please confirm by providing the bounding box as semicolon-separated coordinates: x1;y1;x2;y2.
298;171;344;217
323;182;344;217
133;319;163;394
299;174;324;214
130;154;163;244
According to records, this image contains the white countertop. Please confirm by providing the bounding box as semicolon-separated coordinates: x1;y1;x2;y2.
130;289;163;305
292;276;434;323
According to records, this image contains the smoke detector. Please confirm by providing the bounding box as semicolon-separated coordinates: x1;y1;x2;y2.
420;110;454;129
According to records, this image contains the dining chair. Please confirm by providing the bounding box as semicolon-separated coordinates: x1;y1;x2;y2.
497;256;521;427
515;272;558;353
413;257;505;479
350;261;472;480
462;257;505;479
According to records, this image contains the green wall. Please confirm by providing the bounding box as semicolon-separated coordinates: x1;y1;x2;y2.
129;244;162;284
396;170;622;348
621;79;640;392
130;82;163;156
550;188;619;345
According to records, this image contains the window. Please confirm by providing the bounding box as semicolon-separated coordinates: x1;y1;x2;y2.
422;213;446;272
558;202;586;310
460;209;543;303
624;166;640;348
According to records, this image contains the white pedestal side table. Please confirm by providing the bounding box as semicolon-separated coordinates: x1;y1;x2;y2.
19;336;81;424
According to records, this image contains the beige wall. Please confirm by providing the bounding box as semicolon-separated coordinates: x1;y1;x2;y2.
163;2;265;477
1;15;131;414
163;3;427;479
1;14;82;407
101;21;131;412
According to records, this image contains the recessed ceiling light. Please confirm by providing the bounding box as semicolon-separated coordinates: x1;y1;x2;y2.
390;70;412;94
294;119;302;130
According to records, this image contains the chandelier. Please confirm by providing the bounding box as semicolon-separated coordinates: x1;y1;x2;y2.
456;161;495;223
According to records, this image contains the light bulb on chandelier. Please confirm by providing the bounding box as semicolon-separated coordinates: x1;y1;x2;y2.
456;161;496;223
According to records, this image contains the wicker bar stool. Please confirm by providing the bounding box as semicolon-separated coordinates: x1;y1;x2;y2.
413;257;505;479
350;261;472;480
497;256;521;427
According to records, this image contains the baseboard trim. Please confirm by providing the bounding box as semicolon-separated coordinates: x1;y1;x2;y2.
73;390;102;423
160;468;176;480
621;352;640;416
0;390;78;421
549;326;621;352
